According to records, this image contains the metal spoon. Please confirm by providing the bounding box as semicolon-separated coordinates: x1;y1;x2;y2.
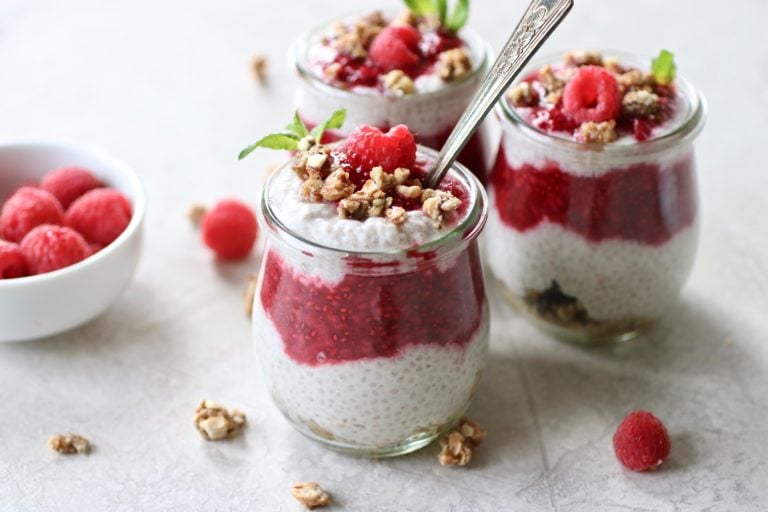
423;0;574;189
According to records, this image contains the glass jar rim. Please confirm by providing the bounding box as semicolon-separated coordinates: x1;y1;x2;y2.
258;144;488;260
291;11;491;103
497;50;707;154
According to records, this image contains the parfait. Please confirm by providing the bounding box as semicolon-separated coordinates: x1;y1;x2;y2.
240;111;489;456
292;1;492;183
487;50;705;343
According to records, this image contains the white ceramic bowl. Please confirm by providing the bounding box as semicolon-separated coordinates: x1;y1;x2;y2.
0;142;145;342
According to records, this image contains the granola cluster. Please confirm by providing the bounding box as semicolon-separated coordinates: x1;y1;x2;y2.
324;12;385;59
194;400;246;440
292;138;462;226
291;482;332;509
508;50;669;143
438;417;487;467
48;433;90;455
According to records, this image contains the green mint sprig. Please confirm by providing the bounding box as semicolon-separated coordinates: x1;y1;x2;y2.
403;0;470;32
238;109;347;160
651;49;676;86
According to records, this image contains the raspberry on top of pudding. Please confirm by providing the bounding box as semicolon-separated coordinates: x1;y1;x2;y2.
240;109;468;252
306;1;475;95
507;49;683;143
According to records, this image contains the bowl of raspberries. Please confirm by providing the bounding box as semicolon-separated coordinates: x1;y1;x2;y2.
0;141;145;342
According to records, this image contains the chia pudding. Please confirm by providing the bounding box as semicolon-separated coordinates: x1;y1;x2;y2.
292;7;493;183
244;118;489;456
487;50;706;343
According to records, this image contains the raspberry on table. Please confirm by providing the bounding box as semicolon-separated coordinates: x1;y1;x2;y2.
613;410;671;471
40;166;102;209
65;188;132;246
0;240;29;279
334;124;417;188
368;25;421;71
201;199;258;260
20;225;90;274
562;65;620;123
0;186;65;243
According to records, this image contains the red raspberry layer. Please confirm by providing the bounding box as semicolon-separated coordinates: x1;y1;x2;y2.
613;410;671;471
65;188;132;246
0;240;28;279
20;225;90;274
0;186;65;243
201;199;257;260
334;124;417;188
490;146;697;245
40;166;102;209
562;65;620;123
260;244;485;365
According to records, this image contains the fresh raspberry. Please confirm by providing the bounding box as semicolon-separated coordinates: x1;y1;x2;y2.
0;186;65;242
613;410;671;471
20;225;90;274
335;124;417;188
562;65;620;123
368;25;421;71
65;188;132;246
0;240;28;279
40;166;102;209
201;199;258;260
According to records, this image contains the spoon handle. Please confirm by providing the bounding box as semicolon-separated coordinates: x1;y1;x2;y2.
423;0;574;188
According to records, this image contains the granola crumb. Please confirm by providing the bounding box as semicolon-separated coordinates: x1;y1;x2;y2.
291;482;331;509
437;48;472;82
320;169;355;201
382;69;415;96
508;82;538;107
48;433;90;455
577;120;618;144
386;206;408;225
244;273;258;318
438;417;486;467
187;203;207;227
421;189;462;226
250;55;267;83
617;69;654;89
194;400;246;441
564;50;603;67
538;65;565;96
622;89;661;118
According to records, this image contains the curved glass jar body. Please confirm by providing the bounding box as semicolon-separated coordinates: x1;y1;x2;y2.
487;53;706;344
292;19;493;184
252;150;489;457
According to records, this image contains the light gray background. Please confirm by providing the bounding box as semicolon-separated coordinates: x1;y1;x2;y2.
1;0;766;510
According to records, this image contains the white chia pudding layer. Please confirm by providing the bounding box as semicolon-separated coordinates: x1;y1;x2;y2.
252;298;489;450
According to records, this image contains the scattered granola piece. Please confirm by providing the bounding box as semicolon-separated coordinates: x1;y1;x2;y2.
421;189;462;226
393;9;417;27
458;417;487;445
603;57;622;74
438;48;472;82
187;203;207;227
617;69;654;89
386;206;408;225
578;120;618;144
300;177;324;202
538;65;565;96
622;89;661;118
244;273;257;318
194;400;246;441
48;433;89;454
293;144;331;180
382;69;415;96
508;82;538;107
396;184;422;199
338;197;367;221
250;55;267;83
393;167;410;184
564;50;603;67
323;62;343;81
438;417;487;467
320;169;355;201
291;482;331;510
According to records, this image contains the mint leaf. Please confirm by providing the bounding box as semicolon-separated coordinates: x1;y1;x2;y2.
287;111;310;138
238;133;299;160
404;0;438;16
446;0;469;32
310;108;347;142
436;0;448;25
651;49;676;86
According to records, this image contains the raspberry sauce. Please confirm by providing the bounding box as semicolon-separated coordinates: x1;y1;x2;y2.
259;244;486;366
490;146;697;245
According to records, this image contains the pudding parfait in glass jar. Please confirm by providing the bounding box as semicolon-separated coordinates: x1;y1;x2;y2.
240;111;489;456
292;2;492;183
487;50;706;344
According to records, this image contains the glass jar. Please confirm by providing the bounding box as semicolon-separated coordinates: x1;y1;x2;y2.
486;52;706;344
252;148;489;457
291;15;493;184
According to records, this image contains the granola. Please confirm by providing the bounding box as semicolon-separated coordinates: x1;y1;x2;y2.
438;48;472;82
382;70;415;95
48;433;90;454
250;55;267;83
438;417;487;467
291;482;331;509
194;400;246;440
622;89;661;118
578;120;618;144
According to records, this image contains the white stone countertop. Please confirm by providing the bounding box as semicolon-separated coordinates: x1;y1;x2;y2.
1;0;767;510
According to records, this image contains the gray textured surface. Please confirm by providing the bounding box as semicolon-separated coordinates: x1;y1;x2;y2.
1;0;767;510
